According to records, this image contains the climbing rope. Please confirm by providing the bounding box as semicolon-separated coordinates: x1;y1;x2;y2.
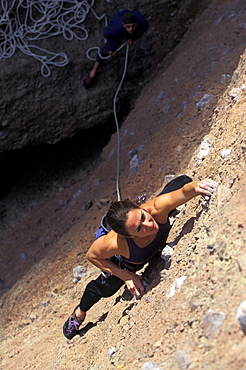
113;44;129;201
86;41;127;61
83;4;129;201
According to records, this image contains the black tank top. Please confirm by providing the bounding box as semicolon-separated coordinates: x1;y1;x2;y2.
122;220;171;264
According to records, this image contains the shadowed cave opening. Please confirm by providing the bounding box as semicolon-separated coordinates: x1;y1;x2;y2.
0;112;126;200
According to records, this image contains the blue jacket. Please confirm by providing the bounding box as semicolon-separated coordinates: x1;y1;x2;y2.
104;9;149;51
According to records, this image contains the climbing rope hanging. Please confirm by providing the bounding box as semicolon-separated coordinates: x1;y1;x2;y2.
84;6;129;202
113;45;129;201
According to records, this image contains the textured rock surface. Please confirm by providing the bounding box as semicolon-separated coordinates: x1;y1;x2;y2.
1;0;246;369
0;0;211;152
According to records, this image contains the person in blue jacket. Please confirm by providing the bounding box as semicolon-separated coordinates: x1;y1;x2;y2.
84;9;149;88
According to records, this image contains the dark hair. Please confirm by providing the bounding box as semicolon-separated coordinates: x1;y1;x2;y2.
123;11;137;25
106;199;140;236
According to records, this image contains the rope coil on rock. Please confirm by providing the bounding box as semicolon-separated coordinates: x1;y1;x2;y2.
0;0;111;77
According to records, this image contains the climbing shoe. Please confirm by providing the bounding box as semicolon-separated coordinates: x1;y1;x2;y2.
63;305;83;340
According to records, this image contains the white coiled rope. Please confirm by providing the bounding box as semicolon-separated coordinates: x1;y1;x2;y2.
0;0;111;77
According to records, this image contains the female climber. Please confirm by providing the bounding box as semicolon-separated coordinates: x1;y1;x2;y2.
63;175;217;339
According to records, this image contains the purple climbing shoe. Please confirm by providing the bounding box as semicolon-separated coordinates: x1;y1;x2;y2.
63;306;83;340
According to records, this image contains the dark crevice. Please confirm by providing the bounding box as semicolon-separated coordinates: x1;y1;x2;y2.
0;112;127;199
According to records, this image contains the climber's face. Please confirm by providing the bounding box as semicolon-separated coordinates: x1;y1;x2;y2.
123;23;137;34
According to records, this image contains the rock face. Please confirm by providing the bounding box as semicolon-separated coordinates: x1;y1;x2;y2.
1;0;246;369
0;0;211;153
